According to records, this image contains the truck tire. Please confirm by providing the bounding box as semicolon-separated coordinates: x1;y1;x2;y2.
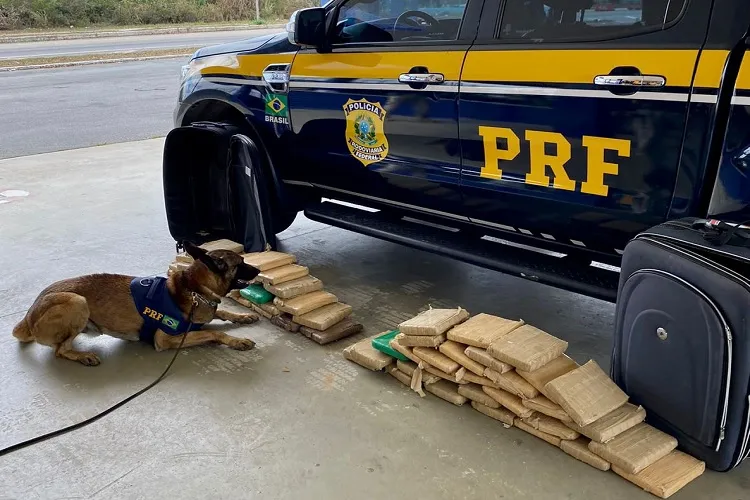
272;208;299;234
164;121;300;249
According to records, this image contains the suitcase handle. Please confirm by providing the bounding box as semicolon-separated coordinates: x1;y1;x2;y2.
694;219;750;247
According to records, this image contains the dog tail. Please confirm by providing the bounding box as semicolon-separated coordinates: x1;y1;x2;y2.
12;316;34;342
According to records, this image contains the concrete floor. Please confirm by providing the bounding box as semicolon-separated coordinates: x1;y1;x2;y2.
0;139;748;499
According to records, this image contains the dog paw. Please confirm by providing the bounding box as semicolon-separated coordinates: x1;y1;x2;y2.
77;352;101;366
227;337;256;351
232;313;259;325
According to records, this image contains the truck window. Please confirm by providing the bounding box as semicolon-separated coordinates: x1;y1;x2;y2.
497;0;687;42
333;0;469;44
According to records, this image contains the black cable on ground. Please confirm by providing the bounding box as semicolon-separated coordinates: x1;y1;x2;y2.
0;313;192;458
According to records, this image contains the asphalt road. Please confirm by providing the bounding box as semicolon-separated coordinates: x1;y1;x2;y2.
0;59;183;159
0;29;281;59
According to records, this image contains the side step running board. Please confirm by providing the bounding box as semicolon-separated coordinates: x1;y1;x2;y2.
304;202;619;302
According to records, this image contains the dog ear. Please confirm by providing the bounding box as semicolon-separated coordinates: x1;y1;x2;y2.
183;241;223;274
236;262;261;281
183;241;207;260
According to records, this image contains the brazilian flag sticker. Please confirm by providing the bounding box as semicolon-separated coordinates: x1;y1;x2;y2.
161;315;180;331
265;94;289;125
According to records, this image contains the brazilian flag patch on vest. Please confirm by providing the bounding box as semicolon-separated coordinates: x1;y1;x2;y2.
161;315;180;331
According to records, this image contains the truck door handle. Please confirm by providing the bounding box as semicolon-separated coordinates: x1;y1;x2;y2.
594;74;666;87
398;72;444;84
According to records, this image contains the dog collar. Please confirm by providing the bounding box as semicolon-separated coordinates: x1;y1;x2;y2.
192;291;218;309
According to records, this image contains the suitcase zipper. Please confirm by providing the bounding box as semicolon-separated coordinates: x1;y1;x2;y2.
640;229;750;275
637;234;750;286
631;266;733;452
737;396;750;466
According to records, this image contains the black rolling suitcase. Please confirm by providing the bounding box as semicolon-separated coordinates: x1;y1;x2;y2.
162;122;274;252
612;217;750;472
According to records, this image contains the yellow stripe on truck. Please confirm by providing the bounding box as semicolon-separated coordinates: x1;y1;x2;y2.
195;48;737;90
462;50;700;87
292;51;465;80
198;53;296;77
694;50;730;89
734;53;750;91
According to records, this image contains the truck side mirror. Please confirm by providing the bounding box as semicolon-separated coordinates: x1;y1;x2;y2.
286;8;327;48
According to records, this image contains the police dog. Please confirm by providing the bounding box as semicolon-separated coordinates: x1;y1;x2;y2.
12;242;261;366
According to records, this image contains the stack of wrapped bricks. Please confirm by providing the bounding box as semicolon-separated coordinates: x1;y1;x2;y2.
170;240;362;345
344;308;706;499
235;250;363;345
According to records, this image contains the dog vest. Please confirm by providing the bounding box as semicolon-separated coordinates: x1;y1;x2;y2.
130;276;204;345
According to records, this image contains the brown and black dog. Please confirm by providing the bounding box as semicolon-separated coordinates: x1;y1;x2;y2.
12;242;261;366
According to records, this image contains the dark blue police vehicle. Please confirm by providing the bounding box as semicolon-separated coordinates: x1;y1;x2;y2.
165;0;750;303
164;0;750;471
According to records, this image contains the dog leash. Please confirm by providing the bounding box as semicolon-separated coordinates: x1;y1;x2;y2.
0;294;200;458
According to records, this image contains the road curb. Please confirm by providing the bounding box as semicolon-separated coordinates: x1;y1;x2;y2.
0;53;191;72
0;23;285;44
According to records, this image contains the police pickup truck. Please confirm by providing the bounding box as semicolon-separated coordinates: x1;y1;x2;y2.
167;0;750;303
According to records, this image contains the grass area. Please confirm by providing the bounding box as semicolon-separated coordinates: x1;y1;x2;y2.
0;19;282;35
0;0;312;31
0;46;198;68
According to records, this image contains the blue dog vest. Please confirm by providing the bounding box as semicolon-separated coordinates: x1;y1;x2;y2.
130;276;204;345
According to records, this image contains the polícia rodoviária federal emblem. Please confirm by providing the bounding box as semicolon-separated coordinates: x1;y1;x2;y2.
343;98;389;167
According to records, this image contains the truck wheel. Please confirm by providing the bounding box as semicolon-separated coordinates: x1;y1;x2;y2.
274;182;321;233
273;209;299;234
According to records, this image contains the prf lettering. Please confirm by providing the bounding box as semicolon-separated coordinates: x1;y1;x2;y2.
477;126;631;197
142;307;164;321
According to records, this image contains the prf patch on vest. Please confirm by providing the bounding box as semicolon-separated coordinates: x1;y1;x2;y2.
343;98;389;167
141;306;180;331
